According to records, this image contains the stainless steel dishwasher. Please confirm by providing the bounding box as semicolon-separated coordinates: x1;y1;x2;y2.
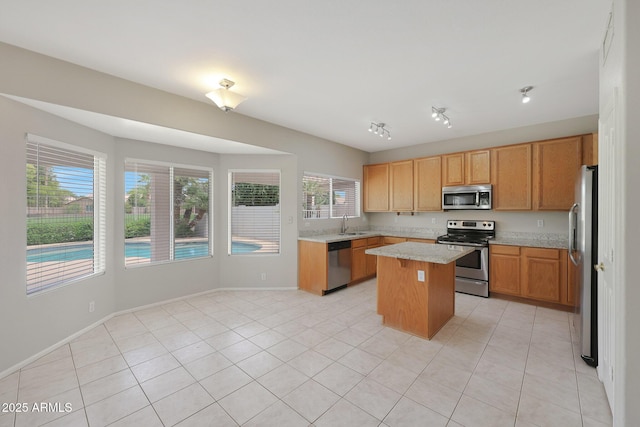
327;240;352;293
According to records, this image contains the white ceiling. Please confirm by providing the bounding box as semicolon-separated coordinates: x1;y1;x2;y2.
0;0;609;153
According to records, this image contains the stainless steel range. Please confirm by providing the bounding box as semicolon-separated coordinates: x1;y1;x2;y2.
436;220;495;297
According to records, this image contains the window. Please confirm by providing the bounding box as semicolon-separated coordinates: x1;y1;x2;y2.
229;170;280;255
125;160;212;267
26;134;106;294
302;173;360;219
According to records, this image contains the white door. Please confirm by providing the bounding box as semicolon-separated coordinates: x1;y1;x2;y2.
597;89;617;408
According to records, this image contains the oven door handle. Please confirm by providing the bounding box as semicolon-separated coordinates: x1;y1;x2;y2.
437;241;487;248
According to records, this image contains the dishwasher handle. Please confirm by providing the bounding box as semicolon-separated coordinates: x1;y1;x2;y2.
328;240;352;251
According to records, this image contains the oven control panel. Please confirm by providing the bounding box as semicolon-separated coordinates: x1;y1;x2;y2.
446;220;495;231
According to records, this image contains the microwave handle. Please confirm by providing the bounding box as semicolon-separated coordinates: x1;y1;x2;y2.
475;192;479;206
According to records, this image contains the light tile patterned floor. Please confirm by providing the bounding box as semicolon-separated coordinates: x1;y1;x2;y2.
0;279;613;426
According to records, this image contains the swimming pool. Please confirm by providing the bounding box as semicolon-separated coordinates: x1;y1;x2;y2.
27;241;261;262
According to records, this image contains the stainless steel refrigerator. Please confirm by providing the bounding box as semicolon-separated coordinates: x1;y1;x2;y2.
569;165;598;367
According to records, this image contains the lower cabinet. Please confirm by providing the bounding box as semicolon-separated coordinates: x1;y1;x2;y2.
490;244;573;306
352;237;382;282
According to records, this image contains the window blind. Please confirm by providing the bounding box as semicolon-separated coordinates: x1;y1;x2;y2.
125;161;211;266
26;135;106;294
302;172;360;219
230;171;280;255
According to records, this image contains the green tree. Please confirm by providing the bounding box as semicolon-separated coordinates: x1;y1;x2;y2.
26;164;75;207
126;173;150;209
232;182;279;207
174;176;209;237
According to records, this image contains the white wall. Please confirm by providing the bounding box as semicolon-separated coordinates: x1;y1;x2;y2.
0;42;370;374
0;96;116;373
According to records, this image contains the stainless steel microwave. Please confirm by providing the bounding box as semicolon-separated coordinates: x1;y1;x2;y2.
442;185;492;210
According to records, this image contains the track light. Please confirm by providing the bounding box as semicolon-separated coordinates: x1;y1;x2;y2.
368;122;391;141
521;86;533;104
431;107;452;128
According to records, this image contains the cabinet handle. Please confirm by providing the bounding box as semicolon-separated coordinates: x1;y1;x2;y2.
594;262;605;272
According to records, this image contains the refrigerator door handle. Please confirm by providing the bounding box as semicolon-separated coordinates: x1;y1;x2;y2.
568;203;581;266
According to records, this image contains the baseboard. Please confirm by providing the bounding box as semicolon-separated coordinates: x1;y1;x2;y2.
0;285;300;380
0;313;114;381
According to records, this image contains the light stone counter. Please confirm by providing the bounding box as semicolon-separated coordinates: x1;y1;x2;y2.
490;233;569;249
365;242;474;264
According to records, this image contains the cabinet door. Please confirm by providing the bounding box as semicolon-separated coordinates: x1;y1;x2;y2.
351;246;367;282
366;238;381;276
442;153;465;186
298;241;328;295
491;144;532;210
383;236;407;245
489;245;521;296
390;160;414;211
363;163;389;212
533;136;582;210
414;156;442;211
521;247;566;303
465;150;491;184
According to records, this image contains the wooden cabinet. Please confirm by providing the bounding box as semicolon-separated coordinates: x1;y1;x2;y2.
582;133;598;166
489;245;521;296
465;150;491;184
366;237;381;276
533;136;582;211
490;244;572;306
491;144;532;210
442;150;490;187
521;247;568;304
414;156;442;211
351;239;368;282
363;163;389;212
383;236;407;245
442;153;465;186
298;240;328;295
390;160;414;211
353;237;382;282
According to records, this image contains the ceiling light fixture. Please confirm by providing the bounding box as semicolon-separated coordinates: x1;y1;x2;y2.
205;78;247;112
369;122;391;140
520;86;533;104
431;107;452;128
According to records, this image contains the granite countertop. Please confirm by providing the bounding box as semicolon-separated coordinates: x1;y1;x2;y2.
365;242;474;264
299;229;569;249
490;235;569;249
298;230;441;244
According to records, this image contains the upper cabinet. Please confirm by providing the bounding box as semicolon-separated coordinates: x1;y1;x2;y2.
442;153;465;186
491;144;532;210
533;136;582;211
414;156;442;211
442;150;491;186
363;163;389;212
363;133;593;213
465;150;491;184
390;160;414;211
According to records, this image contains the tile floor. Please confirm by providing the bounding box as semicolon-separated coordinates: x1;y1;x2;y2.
0;279;613;426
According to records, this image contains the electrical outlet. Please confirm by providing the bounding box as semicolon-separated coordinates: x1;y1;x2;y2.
537;219;544;227
431;218;437;224
304;222;310;227
417;270;425;282
261;273;267;281
88;301;95;313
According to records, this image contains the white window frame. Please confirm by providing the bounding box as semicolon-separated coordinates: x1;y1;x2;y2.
26;134;106;295
228;169;281;256
302;172;361;219
124;158;213;268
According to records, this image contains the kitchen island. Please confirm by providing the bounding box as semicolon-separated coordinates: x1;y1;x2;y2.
366;242;474;339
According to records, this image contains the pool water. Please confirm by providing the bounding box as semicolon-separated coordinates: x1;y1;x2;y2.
27;241;260;262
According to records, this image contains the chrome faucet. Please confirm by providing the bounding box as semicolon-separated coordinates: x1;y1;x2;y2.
340;214;349;234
